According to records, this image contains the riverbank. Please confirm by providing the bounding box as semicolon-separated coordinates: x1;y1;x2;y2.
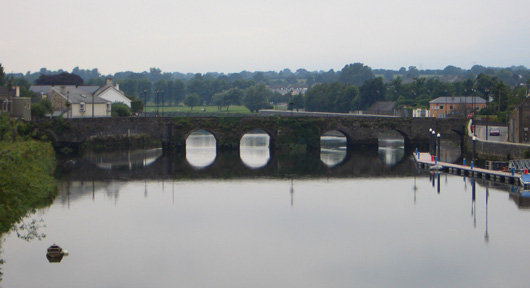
0;140;57;234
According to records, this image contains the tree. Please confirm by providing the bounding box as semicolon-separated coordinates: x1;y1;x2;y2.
305;82;358;112
443;65;463;75
0;63;5;87
292;94;304;110
35;72;84;86
184;93;200;110
111;102;131;117
404;66;420;79
223;88;243;110
476;73;497;98
187;74;211;105
491;81;510;113
243;84;272;113
359;77;385;108
386;77;405;101
338;63;374;86
31;99;53;118
171;79;186;105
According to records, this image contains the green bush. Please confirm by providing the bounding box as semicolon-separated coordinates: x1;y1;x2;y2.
0;141;57;234
111;102;131;117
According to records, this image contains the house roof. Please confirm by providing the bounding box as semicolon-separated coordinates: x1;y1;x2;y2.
430;96;486;104
93;79;125;98
51;86;109;104
30;85;99;95
367;101;395;111
77;86;99;94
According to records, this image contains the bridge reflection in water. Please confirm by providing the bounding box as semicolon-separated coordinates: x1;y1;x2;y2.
185;130;216;169
240;129;270;168
57;130;439;183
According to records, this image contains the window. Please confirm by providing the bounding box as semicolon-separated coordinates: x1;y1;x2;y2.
107;102;111;112
440;105;444;109
449;105;453;110
80;102;85;112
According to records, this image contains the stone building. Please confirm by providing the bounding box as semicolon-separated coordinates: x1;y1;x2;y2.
510;96;530;143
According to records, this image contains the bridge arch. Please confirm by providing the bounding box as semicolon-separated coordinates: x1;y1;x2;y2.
184;128;219;145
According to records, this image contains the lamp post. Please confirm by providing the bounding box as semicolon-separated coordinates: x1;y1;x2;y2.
472;89;476;136
472;136;476;169
429;128;432;154
437;133;441;162
161;90;164;117
431;130;436;155
485;88;489;141
143;90;147;117
155;90;159;117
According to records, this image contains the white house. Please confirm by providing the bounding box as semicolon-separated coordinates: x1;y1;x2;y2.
30;78;132;118
93;78;131;108
48;85;111;118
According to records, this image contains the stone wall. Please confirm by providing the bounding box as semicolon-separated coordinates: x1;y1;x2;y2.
466;121;530;160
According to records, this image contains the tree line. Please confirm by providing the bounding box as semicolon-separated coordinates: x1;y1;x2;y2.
3;62;530;118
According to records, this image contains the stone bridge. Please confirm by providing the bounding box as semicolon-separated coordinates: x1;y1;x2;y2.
36;116;467;151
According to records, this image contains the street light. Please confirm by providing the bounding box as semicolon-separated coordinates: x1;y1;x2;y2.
429;128;432;155
471;88;476;136
143;89;147;117
161;90;164;117
431;130;436;158
437;133;441;162
155;90;159;117
472;136;476;169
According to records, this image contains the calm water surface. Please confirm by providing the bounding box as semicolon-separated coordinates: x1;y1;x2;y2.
2;132;530;288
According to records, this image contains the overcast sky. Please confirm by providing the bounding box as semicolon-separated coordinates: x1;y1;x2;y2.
2;0;529;75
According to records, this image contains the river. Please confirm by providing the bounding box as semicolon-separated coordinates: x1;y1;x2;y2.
1;131;529;288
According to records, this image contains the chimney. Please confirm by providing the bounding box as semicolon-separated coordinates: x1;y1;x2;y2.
15;86;20;97
105;78;113;86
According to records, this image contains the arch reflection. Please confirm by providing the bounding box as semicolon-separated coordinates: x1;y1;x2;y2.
320;130;347;167
84;148;163;170
240;129;270;169
378;132;405;165
186;130;216;169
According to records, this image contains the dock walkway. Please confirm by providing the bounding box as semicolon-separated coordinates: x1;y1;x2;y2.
414;152;520;185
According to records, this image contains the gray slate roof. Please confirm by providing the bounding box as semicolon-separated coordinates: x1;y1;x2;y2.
30;85;99;95
430;96;486;104
50;86;109;104
367;101;395;111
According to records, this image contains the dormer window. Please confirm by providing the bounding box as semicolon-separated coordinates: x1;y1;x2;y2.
80;102;86;112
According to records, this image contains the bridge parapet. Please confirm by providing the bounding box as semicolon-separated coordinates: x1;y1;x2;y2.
34;116;466;151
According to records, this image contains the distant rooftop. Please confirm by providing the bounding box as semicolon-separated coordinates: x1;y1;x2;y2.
430;96;486;104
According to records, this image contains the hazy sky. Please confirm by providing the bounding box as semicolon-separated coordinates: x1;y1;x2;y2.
2;0;529;75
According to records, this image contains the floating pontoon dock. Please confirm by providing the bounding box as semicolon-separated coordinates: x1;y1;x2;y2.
414;152;521;185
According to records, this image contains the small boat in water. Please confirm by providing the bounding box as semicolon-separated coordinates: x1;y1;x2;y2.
46;244;69;263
